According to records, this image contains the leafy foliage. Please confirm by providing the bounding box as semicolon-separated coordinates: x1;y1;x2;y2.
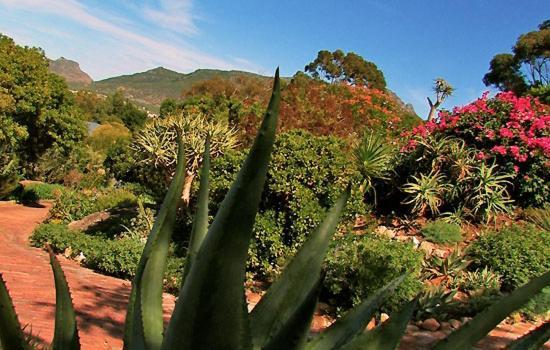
323;233;424;313
0;34;86;179
468;224;550;319
209;130;366;279
304;49;387;89
421;220;462;244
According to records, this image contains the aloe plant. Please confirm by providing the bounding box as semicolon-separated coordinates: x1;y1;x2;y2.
1;70;549;350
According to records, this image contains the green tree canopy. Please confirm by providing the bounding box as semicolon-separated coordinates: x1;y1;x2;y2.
483;20;550;95
0;34;86;174
304;49;387;89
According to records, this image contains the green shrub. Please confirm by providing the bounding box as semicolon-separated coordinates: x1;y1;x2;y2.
31;222;182;285
49;188;137;223
468;224;550;318
323;233;423;313
17;182;65;202
421;219;462;244
209;130;367;279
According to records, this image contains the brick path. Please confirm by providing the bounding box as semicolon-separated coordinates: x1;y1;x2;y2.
0;201;547;349
0;202;175;349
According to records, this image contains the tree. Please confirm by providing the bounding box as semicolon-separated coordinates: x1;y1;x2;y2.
483;20;550;95
305;49;387;89
0;34;86;178
427;78;454;121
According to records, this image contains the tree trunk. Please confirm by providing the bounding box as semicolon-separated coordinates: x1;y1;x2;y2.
182;172;196;206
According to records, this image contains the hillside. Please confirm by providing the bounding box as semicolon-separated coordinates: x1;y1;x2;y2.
89;67;273;111
48;57;93;89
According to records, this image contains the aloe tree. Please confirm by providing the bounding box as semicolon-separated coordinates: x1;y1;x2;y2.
1;69;549;350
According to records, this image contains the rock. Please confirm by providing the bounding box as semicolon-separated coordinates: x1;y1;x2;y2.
411;236;420;248
375;225;396;239
460;317;472;325
433;249;448;258
420;318;441;331
449;319;462;329
74;252;85;263
419;241;436;255
311;315;332;332
396;236;410;242
440;321;452;332
406;324;420;332
380;313;390;323
68;211;111;231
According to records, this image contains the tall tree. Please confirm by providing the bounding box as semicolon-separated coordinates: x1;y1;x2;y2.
0;34;86;173
483;20;549;95
305;49;387;90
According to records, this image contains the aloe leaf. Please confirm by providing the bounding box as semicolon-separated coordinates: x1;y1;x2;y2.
433;271;550;350
124;132;186;350
340;299;417;350
306;275;405;350
181;137;210;285
0;274;30;350
250;187;350;348
507;322;550;350
48;248;80;350
263;279;322;350
162;69;281;350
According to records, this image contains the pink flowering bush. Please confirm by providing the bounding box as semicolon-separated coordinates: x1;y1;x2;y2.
404;92;549;207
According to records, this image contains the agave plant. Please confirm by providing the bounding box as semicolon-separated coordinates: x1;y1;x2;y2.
1;70;550;350
402;170;449;216
467;163;514;222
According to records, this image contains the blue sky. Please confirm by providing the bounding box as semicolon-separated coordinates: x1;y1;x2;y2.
0;0;548;117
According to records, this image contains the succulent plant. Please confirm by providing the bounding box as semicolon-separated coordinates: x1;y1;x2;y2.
1;70;549;350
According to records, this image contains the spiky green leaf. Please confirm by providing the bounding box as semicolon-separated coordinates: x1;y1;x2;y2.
161;69;281;350
48;248;80;350
250;187;350;348
0;274;30;350
433;271;550;350
306;275;405;350
263;279;322;350
340;299;416;350
181;138;210;284
124;132;186;350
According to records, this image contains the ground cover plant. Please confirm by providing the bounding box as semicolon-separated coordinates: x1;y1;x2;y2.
2;71;549;350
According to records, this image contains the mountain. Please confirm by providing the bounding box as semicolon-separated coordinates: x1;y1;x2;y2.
89;67;273;111
48;57;93;89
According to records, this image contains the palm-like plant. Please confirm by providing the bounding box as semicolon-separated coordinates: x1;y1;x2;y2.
354;132;394;202
467;163;514;222
402;170;449;216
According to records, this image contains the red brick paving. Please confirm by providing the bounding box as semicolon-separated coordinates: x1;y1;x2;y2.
0;202;175;350
0;201;547;349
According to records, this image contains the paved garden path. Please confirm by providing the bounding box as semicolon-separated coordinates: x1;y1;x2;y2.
0;202;175;349
0;201;547;349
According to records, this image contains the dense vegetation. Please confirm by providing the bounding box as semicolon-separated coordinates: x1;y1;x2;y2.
1;20;548;333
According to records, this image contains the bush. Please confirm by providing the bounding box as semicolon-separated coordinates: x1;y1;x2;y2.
523;205;550;231
323;233;423;313
31;223;183;285
17;182;65;202
468;224;550;318
49;188;137;222
405;92;549;207
421;220;462;244
209;130;368;279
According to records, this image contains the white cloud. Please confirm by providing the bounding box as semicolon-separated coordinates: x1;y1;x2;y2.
0;0;261;78
142;0;198;35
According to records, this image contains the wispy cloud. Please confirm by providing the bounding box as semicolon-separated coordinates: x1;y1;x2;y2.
0;0;261;78
142;0;198;35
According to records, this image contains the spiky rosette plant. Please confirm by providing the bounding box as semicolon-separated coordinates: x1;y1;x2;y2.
1;70;549;350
